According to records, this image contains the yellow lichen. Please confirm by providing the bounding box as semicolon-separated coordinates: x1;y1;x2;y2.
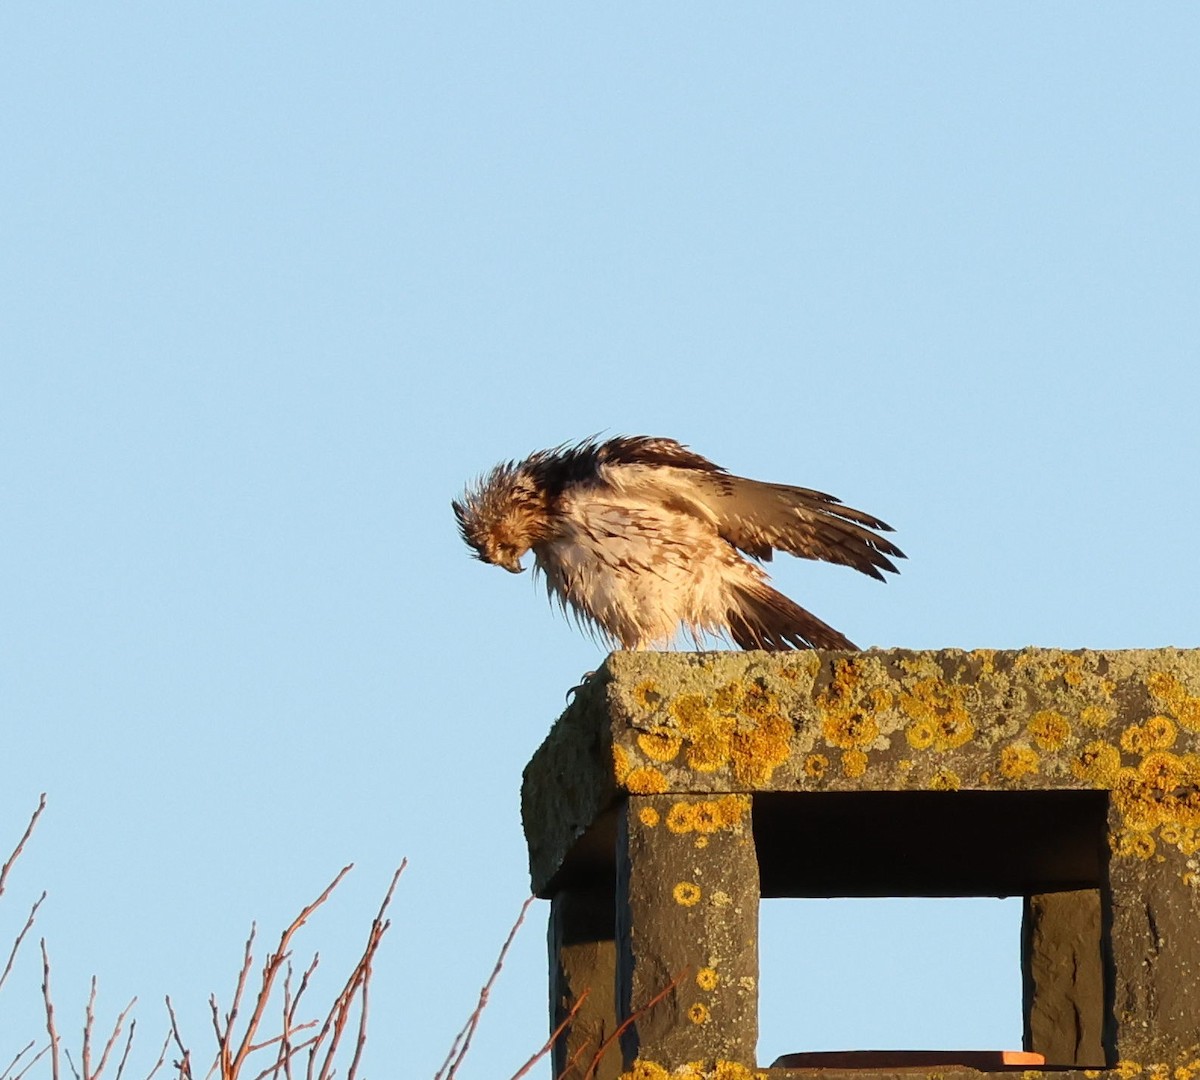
803;753;829;779
822;710;879;749
638;807;660;828
930;767;961;791
633;680;663;711
1140;750;1185;792
906;719;936;750
1121;724;1152;756
696;967;719;991
687;1002;710;1025
999;744;1040;780
898;677;974;749
1029;710;1070;751
730;712;792;786
1114;829;1156;860
637;727;683;762
666;803;693;833
1146;715;1178;749
625;767;668;794
673;881;701;906
1080;704;1113;728
841;749;868;778
613;744;631;783
1148;671;1200;731
621;1063;670;1080
1072;741;1121;786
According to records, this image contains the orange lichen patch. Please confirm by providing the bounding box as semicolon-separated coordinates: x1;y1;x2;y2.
1072;741;1121;786
1140;751;1186;792
687;1002;710;1025
666;796;747;835
664;680;793;784
899;677;974;751
638;806;660;827
1113;768;1164;830
1115;1062;1142;1080
1028;710;1071;752
672;881;701;906
621;1063;670;1080
970;649;997;674
633;680;663;711
803;753;830;780
1146;714;1179;750
613;744;632;784
730;711;792;786
1148;671;1200;731
906;719;936;750
841;749;868;778
696;967;719;991
711;1061;762;1080
637;727;683;762
1113;830;1157;860
1121;725;1152;756
930;767;962;791
816;658;892;751
999;744;1040;780
625;767;669;794
1080;704;1113;728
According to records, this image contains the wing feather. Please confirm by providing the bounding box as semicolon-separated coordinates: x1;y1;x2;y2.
605;463;904;580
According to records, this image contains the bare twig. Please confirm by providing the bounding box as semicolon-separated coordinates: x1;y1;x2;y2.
41;939;61;1080
0;1041;36;1080
0;795;46;901
10;1043;51;1080
508;989;589;1080
0;891;46;996
88;989;137;1080
220;865;353;1080
434;894;536;1080
580;969;688;1080
306;862;405;1080
140;1031;171;1080
165;997;192;1080
114;1019;136;1080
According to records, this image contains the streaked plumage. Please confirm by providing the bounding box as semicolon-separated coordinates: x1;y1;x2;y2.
452;436;903;650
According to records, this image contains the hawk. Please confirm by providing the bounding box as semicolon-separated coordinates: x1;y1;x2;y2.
452;436;903;650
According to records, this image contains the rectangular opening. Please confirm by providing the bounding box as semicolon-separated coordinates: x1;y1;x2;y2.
758;896;1024;1066
752;791;1110;1069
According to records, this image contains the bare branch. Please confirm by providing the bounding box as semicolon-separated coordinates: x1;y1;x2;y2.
41;939;61;1080
435;894;535;1080
0;1041;35;1080
226;865;353;1079
509;989;589;1080
0;795;46;901
113;1019;136;1080
0;891;46;996
90;993;137;1080
63;1049;81;1080
164;997;192;1080
140;1031;171;1080
580;969;688;1080
82;977;97;1080
10;1043;51;1080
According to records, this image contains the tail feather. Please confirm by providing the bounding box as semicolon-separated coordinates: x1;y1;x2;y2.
727;581;856;651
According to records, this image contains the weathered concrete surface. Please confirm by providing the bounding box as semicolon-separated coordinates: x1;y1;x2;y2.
521;648;1200;1077
616;795;758;1070
1022;890;1105;1067
549;888;621;1080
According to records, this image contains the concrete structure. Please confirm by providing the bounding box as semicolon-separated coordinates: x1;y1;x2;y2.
521;648;1200;1080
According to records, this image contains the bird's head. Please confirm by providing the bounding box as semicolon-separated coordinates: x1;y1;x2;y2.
452;462;550;574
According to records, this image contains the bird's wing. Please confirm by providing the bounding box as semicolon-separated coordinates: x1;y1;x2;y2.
606;463;905;580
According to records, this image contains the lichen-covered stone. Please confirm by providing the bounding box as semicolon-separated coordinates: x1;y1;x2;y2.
521;649;1200;1075
616;795;758;1069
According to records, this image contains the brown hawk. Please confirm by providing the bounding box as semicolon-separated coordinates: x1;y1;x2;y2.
452;436;903;650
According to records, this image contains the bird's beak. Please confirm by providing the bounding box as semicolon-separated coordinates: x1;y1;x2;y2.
501;556;525;574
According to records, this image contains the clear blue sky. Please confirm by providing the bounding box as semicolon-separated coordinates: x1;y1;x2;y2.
2;4;1198;1075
